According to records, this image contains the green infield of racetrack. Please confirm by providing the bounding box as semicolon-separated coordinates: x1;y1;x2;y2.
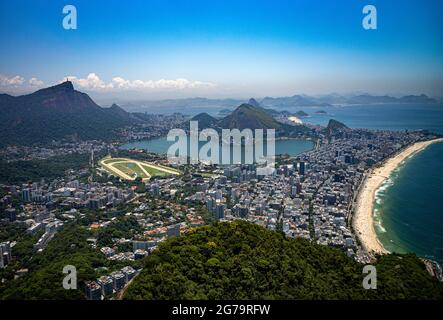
99;156;180;181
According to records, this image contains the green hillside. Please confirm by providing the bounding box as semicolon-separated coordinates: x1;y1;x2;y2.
190;112;219;129
124;221;443;300
220;104;283;130
0;81;134;147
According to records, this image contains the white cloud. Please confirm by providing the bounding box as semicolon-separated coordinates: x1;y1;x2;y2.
65;73;112;90
29;77;44;87
0;74;25;87
1;73;216;94
0;75;44;92
64;73;216;91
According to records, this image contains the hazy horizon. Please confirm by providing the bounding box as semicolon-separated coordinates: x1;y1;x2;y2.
1;79;441;104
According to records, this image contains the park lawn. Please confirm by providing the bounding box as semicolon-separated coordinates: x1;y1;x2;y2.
113;163;137;178
140;164;168;177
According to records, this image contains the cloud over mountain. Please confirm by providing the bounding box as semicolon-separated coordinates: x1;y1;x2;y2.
1;73;216;94
0;74;44;91
0;74;25;87
64;73;216;91
28;77;44;87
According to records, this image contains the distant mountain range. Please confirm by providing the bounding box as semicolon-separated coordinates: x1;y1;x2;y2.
220;103;284;130
258;93;436;108
188;102;312;138
0;82;315;147
189;104;282;131
122;97;244;113
121;93;437;113
187;100;356;138
190;112;220;128
0;81;437;147
0;81;137;146
344;94;436;105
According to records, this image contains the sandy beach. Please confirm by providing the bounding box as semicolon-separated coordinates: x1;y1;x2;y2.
353;138;443;255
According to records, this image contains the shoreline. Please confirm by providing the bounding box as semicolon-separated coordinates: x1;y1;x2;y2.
353;137;443;255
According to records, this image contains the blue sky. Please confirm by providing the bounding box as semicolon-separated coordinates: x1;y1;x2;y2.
0;0;442;99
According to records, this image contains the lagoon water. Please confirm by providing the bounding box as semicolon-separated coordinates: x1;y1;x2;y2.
121;137;315;162
121;103;443;265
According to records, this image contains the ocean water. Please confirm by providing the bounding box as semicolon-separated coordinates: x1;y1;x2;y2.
373;141;443;265
300;103;443;133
